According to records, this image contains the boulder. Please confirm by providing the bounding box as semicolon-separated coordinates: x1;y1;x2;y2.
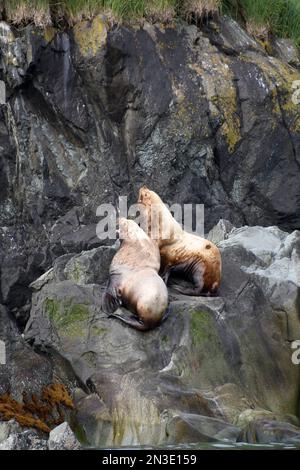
0;420;48;450
48;422;81;450
25;223;300;446
0;304;53;401
272;38;300;67
239;420;300;445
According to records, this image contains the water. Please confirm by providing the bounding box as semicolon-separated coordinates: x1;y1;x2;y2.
91;441;300;450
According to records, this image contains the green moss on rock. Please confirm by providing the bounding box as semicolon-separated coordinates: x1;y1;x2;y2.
190;309;217;345
91;326;107;336
44;298;90;338
188;309;231;387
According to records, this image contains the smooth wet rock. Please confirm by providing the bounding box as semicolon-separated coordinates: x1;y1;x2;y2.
73;392;112;446
166;413;241;444
236;409;279;429
239;420;300;445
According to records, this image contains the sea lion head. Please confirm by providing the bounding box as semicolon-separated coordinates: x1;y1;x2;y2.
136;286;168;327
138;186;163;207
118;217;148;241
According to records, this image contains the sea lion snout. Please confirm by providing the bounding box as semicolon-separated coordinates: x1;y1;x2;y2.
136;282;168;325
137;299;168;326
138;186;148;204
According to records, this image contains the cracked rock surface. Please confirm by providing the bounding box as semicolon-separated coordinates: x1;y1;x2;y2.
0;14;300;448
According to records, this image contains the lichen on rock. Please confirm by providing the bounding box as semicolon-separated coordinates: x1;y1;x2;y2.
73;15;107;57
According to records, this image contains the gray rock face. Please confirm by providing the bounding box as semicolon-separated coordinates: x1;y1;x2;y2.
24;223;300;447
0;304;53;401
0;420;48;450
48;422;81;450
272;38;300;67
0;420;81;450
1;13;300;449
0;15;300;325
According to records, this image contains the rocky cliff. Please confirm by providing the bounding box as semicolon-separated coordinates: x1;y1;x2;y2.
0;15;300;448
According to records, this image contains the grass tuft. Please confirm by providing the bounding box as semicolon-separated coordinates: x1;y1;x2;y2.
182;0;221;22
0;1;300;52
59;0;104;25
276;0;300;50
4;0;51;26
145;0;178;23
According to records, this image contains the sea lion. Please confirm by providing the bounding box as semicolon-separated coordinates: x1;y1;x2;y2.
138;187;222;296
102;218;169;331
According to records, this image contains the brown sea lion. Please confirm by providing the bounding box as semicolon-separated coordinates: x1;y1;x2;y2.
102;218;169;331
138;187;222;296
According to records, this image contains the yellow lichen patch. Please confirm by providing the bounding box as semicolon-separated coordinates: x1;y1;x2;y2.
216;91;241;153
73;14;107;57
43;26;57;44
0;383;74;434
243;53;300;133
257;38;273;55
169;81;200;141
189;51;241;153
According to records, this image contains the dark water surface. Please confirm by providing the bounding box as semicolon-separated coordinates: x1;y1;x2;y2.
93;441;300;450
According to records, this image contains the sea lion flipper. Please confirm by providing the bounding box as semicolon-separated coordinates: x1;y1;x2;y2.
160;269;171;286
168;275;204;296
102;292;120;313
102;285;121;314
108;311;149;331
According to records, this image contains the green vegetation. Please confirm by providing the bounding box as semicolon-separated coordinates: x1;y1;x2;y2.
278;0;300;49
1;1;300;50
223;1;300;49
